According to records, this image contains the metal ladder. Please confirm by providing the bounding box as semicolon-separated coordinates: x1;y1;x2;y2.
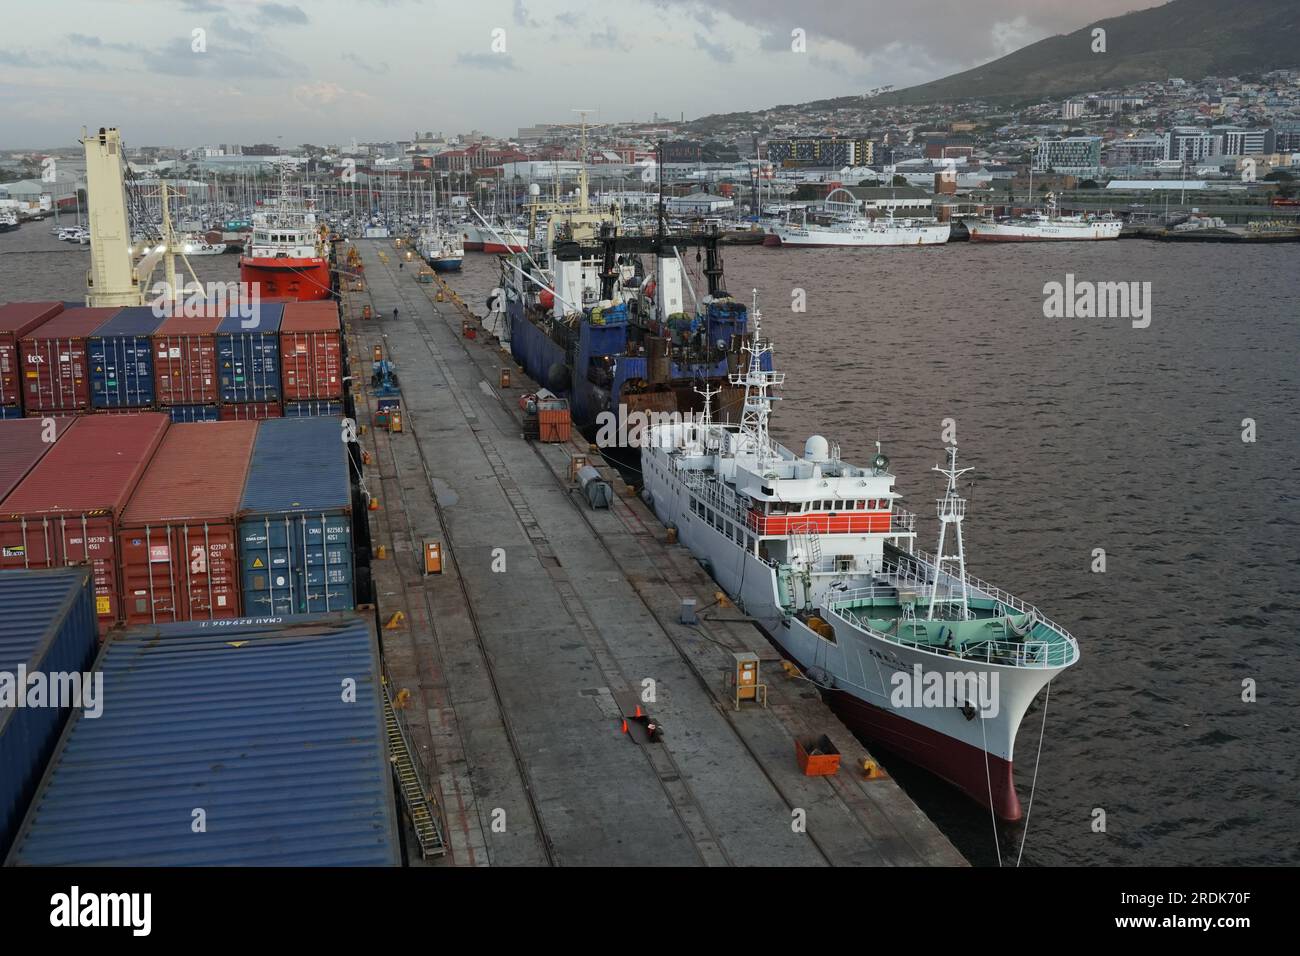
383;678;446;859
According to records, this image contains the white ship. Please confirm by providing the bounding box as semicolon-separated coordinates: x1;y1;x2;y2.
640;299;1079;820
969;193;1121;242
769;210;950;247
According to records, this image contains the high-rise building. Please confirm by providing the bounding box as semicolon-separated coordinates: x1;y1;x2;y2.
766;136;873;167
1165;127;1216;163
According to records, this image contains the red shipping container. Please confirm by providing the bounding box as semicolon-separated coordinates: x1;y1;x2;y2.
153;313;223;406
0;413;169;633
219;402;282;421
20;307;120;412
280;301;343;400
0;417;76;504
0;301;64;409
118;421;258;624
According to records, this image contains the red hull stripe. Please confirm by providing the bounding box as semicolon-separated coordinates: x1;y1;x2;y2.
828;687;1022;820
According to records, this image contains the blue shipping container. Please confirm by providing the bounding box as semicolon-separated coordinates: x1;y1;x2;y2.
168;404;220;423
216;303;284;403
284;400;343;418
0;567;98;857
0;406;21;420
88;306;165;408
239;417;354;615
5;613;400;866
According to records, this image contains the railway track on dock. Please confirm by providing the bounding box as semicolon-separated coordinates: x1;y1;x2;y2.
379;252;846;867
376;253;744;866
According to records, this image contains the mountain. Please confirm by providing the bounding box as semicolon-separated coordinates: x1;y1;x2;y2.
874;0;1300;105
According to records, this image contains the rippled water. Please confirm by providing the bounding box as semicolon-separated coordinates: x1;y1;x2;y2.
448;238;1300;867
4;225;1296;866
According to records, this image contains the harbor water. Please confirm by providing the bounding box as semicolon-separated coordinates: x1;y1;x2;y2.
4;225;1297;866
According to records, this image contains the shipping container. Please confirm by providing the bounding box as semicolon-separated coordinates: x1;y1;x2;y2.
239;417;354;616
0;302;64;410
280;301;344;400
218;401;283;421
87;306;165;408
0;567;98;857
5;613;400;866
0;407;21;420
0;413;169;632
0;417;75;505
152;313;222;406
284;400;343;417
117;421;259;625
168;404;219;422
216;303;283;403
19;307;120;413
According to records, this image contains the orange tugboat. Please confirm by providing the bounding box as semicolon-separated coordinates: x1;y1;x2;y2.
238;168;332;301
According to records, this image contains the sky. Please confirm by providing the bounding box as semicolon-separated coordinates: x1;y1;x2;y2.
0;0;1163;148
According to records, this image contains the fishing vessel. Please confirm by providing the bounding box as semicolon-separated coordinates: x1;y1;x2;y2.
238;167;332;300
969;193;1121;241
640;309;1079;819
769;210;951;247
416;224;464;271
497;193;755;453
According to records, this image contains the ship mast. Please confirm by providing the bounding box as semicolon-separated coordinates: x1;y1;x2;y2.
927;444;973;620
728;290;784;466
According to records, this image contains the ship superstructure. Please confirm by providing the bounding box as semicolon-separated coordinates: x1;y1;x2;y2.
640;302;1079;819
238;165;332;300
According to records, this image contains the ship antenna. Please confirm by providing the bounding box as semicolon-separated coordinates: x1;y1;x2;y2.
728;289;784;466
927;443;973;621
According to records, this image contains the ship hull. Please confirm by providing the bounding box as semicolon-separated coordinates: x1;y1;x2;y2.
771;223;951;247
482;240;527;254
239;257;332;301
969;221;1122;241
431;257;462;272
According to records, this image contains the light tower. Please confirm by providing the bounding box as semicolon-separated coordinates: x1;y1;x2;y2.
927;444;972;620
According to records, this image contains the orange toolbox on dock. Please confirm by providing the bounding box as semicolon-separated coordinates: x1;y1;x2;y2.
796;735;841;776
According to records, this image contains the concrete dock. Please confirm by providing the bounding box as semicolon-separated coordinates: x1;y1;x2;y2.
344;240;966;867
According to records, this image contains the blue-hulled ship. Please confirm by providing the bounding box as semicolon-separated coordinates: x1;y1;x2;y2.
494;165;766;460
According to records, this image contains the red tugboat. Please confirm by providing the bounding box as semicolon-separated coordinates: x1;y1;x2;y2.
238;168;332;301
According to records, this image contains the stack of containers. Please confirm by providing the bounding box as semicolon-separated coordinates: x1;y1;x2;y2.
87;306;165;409
0;302;64;419
152;311;223;421
19;307;121;415
216;302;283;420
0;413;169;633
239;417;354;616
0;418;74;503
4;613;400;867
117;421;259;625
280;300;344;418
0;567;98;858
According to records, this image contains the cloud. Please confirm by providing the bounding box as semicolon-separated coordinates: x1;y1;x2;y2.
180;0;225;11
554;11;579;28
694;33;734;64
662;0;1153;72
342;52;390;75
456;52;518;71
255;3;310;25
590;23;630;51
512;0;539;27
0;48;108;71
292;81;357;107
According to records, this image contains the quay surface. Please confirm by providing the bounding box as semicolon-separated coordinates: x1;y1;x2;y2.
344;240;966;867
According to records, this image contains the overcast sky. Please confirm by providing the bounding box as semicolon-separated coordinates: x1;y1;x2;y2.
0;0;1161;148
